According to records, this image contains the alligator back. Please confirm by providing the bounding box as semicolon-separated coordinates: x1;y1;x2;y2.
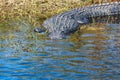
42;2;120;39
75;2;120;23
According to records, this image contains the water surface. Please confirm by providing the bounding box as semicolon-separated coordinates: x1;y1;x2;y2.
0;23;120;80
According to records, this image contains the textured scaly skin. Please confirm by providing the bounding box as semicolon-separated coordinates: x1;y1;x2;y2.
42;2;120;39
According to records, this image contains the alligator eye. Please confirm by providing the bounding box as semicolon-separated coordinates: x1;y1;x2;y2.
34;28;46;33
34;28;40;32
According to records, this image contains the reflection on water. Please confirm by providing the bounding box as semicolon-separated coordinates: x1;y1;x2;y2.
0;23;120;80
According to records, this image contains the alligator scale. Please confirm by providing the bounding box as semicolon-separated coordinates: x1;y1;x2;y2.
35;2;120;39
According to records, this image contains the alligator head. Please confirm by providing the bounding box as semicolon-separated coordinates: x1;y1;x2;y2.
34;27;65;39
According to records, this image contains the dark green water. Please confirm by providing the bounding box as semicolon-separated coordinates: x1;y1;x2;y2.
0;22;120;80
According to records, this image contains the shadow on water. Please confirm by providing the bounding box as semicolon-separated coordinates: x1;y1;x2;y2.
0;22;120;80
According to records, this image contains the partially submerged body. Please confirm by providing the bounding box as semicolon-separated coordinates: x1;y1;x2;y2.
34;2;120;39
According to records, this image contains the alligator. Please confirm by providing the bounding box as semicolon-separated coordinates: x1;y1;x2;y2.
34;2;120;39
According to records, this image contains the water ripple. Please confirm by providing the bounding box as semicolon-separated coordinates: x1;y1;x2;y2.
0;23;120;80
